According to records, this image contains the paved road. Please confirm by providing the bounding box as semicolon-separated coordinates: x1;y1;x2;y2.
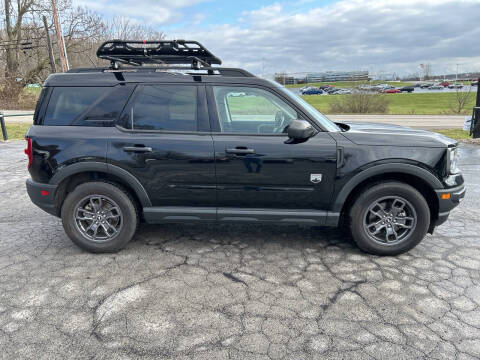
2;110;34;124
3;110;467;130
1;141;479;359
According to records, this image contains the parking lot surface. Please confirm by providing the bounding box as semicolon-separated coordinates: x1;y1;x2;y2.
1;141;479;360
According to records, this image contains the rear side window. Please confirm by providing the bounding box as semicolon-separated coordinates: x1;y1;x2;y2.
121;85;197;131
43;86;132;126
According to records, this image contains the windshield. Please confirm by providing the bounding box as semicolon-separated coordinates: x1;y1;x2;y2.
269;81;341;132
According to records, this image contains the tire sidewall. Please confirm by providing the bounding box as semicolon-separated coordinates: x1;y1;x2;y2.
350;182;430;255
61;182;137;253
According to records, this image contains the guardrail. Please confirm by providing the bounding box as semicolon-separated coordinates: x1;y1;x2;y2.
0;111;35;141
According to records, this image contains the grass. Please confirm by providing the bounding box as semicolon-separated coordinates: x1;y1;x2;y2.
433;129;472;140
286;80;413;89
2;122;471;142
23;86;42;97
1;123;30;141
227;96;278;115
301;92;477;115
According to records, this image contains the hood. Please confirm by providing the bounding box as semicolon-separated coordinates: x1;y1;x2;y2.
338;121;457;148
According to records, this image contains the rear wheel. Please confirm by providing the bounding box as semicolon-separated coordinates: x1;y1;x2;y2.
61;182;138;253
349;182;430;255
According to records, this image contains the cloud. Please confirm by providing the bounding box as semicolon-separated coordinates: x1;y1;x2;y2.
75;0;208;25
175;0;480;76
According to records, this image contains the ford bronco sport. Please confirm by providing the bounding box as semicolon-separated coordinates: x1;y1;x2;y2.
25;40;465;255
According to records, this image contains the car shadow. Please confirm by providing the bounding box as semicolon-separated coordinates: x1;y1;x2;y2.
131;222;361;254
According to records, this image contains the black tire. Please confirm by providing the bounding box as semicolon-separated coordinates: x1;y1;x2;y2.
349;182;430;256
61;181;138;253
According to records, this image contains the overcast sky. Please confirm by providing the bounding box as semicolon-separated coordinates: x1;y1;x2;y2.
75;0;480;77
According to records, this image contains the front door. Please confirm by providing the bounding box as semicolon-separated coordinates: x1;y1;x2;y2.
108;84;216;209
208;85;337;210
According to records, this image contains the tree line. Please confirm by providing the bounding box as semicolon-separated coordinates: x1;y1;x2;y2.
1;0;164;106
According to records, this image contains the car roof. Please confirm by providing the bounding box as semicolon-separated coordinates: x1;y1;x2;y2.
43;67;269;87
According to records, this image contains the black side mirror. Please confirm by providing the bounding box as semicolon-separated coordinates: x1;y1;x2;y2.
287;119;316;140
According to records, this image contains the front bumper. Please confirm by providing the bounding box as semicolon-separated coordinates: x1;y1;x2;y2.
26;179;58;216
434;183;466;226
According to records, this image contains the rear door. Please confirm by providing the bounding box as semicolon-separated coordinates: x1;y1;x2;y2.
107;84;216;210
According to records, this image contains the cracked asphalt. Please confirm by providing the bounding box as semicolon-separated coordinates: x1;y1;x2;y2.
1;140;479;360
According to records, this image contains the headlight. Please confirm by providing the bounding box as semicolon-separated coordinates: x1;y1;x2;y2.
447;147;460;174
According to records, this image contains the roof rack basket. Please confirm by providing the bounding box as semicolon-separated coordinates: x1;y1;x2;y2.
96;40;222;70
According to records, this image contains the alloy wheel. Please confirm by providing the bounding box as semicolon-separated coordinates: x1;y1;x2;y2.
73;195;123;242
362;196;417;246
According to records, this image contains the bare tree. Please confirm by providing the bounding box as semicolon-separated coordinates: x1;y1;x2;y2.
424;63;432;80
105;16;165;40
449;88;474;114
80;16;166;68
329;92;389;114
0;1;165;107
1;0;36;102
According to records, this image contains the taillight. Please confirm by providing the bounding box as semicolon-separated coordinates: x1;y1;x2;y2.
25;137;33;169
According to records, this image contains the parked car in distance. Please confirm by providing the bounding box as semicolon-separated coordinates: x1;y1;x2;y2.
382;88;401;94
420;83;433;88
399;86;414;93
440;81;450;87
448;84;463;89
472;81;479;86
374;84;394;91
332;89;351;95
325;87;339;94
301;87;323;95
25;39;466;256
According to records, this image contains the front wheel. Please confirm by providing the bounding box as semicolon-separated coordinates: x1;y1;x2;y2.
61;182;138;253
349;182;430;255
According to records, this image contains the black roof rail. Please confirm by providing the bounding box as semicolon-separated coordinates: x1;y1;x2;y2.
67;66;255;77
97;40;222;70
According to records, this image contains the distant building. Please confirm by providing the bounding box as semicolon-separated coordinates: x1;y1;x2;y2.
274;73;295;85
306;71;369;82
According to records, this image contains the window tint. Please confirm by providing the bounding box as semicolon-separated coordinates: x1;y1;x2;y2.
212;86;298;134
124;85;197;131
44;87;107;126
81;85;133;122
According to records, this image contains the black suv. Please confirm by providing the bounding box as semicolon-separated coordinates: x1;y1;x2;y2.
25;40;465;255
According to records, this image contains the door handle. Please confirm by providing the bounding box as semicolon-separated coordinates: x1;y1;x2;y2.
123;146;153;153
225;148;255;155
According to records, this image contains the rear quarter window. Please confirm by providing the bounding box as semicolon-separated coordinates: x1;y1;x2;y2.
43;86;133;126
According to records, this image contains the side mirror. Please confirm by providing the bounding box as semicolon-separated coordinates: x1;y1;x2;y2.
287;119;316;140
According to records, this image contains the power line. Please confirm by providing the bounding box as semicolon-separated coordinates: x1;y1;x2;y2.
0;36;46;45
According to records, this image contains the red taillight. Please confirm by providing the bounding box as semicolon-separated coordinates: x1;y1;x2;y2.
41;190;50;196
25;137;33;169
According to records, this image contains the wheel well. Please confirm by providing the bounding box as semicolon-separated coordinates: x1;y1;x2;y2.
340;172;439;231
54;171;143;219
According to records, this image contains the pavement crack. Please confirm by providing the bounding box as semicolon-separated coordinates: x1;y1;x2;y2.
320;280;367;313
223;272;248;286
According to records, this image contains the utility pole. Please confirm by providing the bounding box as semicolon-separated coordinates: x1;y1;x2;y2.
61;34;70;70
42;15;56;73
472;79;480;138
51;0;67;72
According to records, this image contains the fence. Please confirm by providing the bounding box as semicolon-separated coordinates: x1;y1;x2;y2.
0;111;35;141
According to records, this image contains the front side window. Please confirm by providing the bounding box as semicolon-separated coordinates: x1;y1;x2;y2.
123;85;197;131
270;81;340;132
212;86;298;134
